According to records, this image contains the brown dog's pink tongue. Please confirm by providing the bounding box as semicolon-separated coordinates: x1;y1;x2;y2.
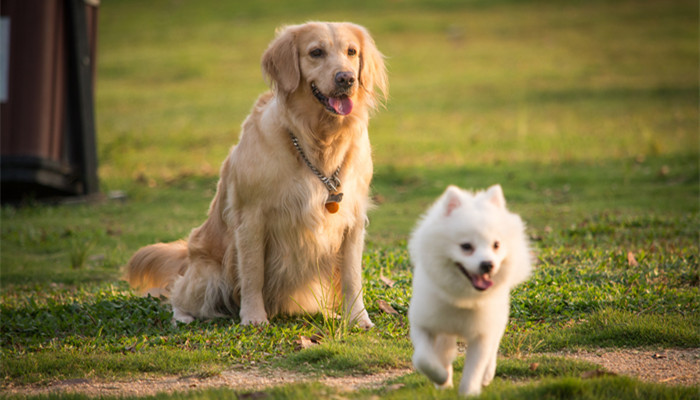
329;97;353;115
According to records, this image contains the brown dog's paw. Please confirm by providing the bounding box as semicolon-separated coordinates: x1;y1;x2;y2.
241;317;269;326
354;310;374;330
240;310;269;326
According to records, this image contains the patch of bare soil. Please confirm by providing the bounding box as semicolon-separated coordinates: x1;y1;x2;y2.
552;348;700;386
2;368;413;398
3;349;697;397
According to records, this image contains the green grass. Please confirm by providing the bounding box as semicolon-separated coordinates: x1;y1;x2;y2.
1;0;698;399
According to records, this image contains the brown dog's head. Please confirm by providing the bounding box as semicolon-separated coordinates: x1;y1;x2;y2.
262;22;388;117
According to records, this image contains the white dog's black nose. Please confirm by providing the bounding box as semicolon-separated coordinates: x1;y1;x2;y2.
479;261;494;274
335;71;356;88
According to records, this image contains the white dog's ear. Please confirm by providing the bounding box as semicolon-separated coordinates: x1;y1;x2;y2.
485;184;506;209
262;25;300;96
443;185;462;216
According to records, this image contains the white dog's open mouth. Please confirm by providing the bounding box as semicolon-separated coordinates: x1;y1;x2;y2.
455;262;493;291
311;82;353;116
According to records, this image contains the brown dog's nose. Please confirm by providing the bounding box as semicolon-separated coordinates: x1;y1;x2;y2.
335;71;356;88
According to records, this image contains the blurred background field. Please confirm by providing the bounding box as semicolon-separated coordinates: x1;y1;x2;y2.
95;0;698;242
97;0;698;173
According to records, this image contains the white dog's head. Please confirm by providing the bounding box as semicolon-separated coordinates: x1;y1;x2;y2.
410;184;532;298
443;185;510;292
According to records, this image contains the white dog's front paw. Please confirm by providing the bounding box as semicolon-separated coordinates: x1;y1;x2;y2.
458;379;482;397
435;364;454;389
413;353;449;386
172;307;195;324
435;380;454;390
482;369;495;387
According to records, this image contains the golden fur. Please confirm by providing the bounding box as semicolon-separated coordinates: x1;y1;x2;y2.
125;22;387;326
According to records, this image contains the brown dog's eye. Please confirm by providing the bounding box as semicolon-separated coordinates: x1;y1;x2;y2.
309;48;324;58
347;48;357;56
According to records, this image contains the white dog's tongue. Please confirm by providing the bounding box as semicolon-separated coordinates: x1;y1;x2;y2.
329;97;353;115
470;273;493;291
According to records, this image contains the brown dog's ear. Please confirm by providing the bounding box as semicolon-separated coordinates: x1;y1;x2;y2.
348;23;388;110
262;25;300;96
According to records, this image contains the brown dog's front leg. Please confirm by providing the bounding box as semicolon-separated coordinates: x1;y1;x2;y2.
235;208;269;325
340;223;373;328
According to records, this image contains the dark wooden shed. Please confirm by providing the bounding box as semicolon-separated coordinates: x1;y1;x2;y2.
1;0;99;203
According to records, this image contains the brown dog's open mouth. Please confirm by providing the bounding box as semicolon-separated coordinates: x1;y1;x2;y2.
311;82;353;116
455;262;493;291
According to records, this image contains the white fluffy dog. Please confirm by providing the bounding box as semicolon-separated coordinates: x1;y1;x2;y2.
408;184;533;396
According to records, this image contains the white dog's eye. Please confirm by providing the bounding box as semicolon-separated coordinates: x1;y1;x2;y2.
460;243;474;253
493;241;500;250
347;48;357;56
309;48;325;58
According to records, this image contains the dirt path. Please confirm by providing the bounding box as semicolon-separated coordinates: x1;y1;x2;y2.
3;368;413;398
3;349;698;397
556;348;700;387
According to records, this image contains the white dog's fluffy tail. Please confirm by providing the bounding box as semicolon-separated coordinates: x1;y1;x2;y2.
124;240;188;297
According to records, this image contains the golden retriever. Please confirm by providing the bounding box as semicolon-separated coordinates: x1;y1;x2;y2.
125;22;387;327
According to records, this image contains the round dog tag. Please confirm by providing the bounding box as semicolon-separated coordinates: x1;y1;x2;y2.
325;192;343;213
325;202;340;213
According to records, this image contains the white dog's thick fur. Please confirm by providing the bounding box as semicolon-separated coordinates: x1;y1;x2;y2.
125;22;387;327
408;184;532;396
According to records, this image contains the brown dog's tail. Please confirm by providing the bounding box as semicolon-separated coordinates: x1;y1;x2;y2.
124;240;188;297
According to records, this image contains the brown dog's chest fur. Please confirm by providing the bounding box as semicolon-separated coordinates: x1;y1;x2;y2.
186;92;372;315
